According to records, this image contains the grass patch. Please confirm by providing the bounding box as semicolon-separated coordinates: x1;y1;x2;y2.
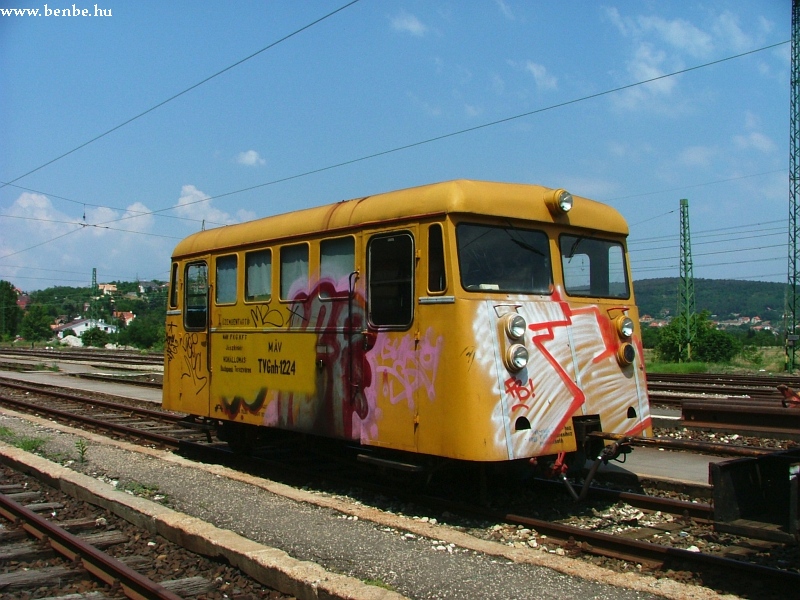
362;578;395;591
0;427;48;453
117;480;167;503
644;361;708;374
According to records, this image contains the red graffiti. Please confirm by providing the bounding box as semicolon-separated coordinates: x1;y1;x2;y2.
504;376;535;411
263;277;374;440
525;288;632;449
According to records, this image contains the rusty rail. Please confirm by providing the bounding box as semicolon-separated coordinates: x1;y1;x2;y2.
0;492;182;600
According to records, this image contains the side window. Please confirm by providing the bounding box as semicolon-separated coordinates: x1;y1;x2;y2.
245;249;272;302
368;232;414;327
427;224;446;293
280;244;309;299
184;262;208;330
320;236;355;298
168;262;179;309
215;254;237;304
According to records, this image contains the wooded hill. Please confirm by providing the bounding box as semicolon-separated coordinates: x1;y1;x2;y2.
633;278;786;323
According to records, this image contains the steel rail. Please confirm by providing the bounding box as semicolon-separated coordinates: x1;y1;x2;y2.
588;431;777;457
499;509;800;582
0;492;182;600
529;477;713;520
0;392;184;448
0;378;181;422
682;402;800;430
0;348;163;366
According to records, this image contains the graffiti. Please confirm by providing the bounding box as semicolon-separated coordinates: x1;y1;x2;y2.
217;387;268;418
504;376;535;411
371;327;443;409
180;332;207;394
259;277;377;441
249;303;285;328
460;346;477;371
165;322;178;362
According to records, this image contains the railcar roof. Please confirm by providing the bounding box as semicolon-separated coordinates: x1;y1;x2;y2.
171;179;629;258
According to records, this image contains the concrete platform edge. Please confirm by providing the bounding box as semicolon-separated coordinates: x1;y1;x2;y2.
0;443;409;600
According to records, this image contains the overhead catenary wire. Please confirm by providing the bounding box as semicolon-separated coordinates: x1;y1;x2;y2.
80;40;791;230
0;36;789;287
0;0;363;191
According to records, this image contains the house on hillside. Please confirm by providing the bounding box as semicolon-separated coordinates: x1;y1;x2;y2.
97;284;117;296
54;318;118;339
113;311;135;326
15;288;30;310
138;282;163;294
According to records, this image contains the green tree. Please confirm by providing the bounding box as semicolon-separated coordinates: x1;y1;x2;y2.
20;304;55;342
656;311;740;363
81;327;110;347
640;326;659;349
0;280;22;340
117;313;164;349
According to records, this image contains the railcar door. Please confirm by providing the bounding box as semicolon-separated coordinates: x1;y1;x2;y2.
163;259;211;417
362;230;419;452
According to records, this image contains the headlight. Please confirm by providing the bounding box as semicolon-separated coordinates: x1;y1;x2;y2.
503;314;527;340
615;316;634;339
546;188;573;214
617;343;636;365
504;344;529;371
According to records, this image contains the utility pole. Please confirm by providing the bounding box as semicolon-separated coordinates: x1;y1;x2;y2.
787;0;800;371
91;268;98;323
678;198;696;362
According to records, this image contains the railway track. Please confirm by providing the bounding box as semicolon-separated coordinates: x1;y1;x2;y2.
0;347;163;367
0;462;288;598
0;377;797;597
0;377;211;448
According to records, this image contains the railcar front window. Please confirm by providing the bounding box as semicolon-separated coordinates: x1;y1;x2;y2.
457;223;551;293
560;235;629;299
184;262;208;330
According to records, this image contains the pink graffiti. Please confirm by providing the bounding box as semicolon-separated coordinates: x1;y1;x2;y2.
258;277;378;442
371;327;443;409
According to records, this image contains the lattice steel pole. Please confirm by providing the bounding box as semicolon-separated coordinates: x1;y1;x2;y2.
788;0;800;371
678;198;696;362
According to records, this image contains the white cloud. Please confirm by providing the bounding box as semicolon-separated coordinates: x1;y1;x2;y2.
0;192;173;289
236;150;265;167
391;11;427;37
464;104;480;118
637;15;713;58
494;0;514;21
678;145;716;168
406;91;441;117
173;184;239;227
525;61;557;91
711;11;753;53
734;132;776;154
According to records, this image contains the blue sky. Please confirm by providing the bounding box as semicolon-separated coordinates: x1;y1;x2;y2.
0;0;792;291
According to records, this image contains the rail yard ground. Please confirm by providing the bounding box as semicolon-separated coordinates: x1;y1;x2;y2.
0;349;797;599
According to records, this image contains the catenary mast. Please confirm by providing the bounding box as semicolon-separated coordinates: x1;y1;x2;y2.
678;198;696;361
788;0;800;371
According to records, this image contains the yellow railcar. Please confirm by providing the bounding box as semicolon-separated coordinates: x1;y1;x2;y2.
163;180;652;465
